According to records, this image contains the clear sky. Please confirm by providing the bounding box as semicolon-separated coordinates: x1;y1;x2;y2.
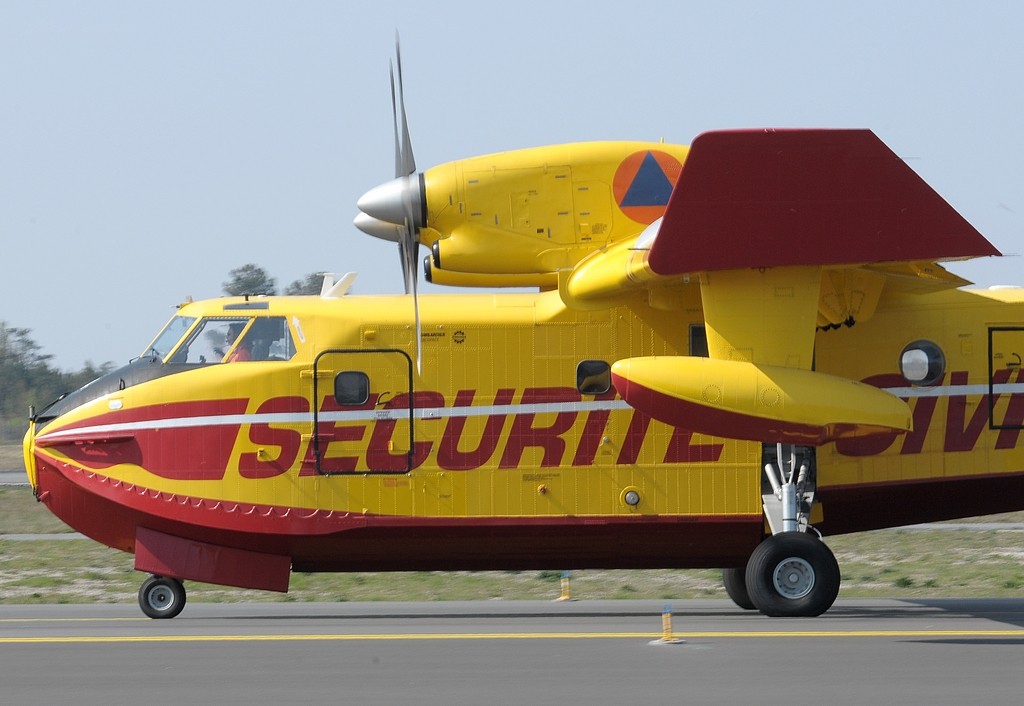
2;1;1022;369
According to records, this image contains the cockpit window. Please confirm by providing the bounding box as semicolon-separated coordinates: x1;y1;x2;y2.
167;316;297;365
142;315;196;360
241;317;297;361
169;318;250;364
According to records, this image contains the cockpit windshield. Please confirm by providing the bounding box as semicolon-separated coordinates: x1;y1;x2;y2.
35;313;298;428
142;315;196;360
152;315;297;364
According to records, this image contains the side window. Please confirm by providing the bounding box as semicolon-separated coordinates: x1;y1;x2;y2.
576;360;611;395
335;371;370;406
242;317;297;361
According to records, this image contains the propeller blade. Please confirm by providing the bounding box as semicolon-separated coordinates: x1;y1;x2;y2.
394;36;416;177
397;226;416;295
397;225;423;375
389;61;403;179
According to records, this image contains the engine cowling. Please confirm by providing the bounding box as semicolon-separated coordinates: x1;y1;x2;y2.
358;141;690;288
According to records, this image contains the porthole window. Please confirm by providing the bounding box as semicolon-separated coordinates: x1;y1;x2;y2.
689;324;709;358
335;371;370;406
576;360;611;395
899;340;945;386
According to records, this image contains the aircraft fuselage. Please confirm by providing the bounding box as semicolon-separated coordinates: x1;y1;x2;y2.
24;285;1024;594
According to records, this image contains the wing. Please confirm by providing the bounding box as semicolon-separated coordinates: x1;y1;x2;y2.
561;129;1000;444
647;128;997;274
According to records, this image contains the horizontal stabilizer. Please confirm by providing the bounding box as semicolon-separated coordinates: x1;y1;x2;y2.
611;356;912;445
648;129;999;275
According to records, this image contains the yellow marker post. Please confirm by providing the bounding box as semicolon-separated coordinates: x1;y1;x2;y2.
653;603;685;645
555;570;572;601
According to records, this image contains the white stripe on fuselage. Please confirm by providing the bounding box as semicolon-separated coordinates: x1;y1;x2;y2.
36;382;1024;442
37;399;633;441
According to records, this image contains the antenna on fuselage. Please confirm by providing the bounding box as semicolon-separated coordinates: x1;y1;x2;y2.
321;272;358;299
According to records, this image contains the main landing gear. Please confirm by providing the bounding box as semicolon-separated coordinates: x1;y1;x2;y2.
723;444;841;617
139;575;187;619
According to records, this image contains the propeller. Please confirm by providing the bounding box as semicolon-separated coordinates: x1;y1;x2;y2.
354;34;425;373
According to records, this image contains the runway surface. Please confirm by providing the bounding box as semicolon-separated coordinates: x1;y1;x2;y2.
1;599;1022;704
0;471;26;485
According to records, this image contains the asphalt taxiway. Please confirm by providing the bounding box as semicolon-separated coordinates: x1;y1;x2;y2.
0;471;26;485
1;599;1022;704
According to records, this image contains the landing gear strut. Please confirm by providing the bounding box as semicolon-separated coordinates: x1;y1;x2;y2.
138;575;187;619
727;443;841;617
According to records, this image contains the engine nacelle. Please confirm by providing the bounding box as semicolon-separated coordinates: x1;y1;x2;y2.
412;141;689;284
423;252;557;289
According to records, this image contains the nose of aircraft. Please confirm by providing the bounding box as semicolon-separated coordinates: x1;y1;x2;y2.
355;173;424;230
22;423;38;489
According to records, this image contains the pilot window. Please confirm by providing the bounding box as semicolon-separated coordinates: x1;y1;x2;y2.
171;318;251;364
169;316;297;364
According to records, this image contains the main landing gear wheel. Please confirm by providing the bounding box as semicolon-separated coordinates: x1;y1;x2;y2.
744;532;840;617
722;568;756;610
138;575;187;619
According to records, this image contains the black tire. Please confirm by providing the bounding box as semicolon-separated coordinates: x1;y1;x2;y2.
138;576;187;619
722;568;756;610
744;533;840;617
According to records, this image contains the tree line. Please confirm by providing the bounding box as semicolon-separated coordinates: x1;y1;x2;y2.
0;323;111;441
0;264;322;442
223;264;325;297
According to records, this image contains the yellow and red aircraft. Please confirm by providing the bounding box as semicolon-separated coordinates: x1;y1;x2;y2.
23;48;1023;619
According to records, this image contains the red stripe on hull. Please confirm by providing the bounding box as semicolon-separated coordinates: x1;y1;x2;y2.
36;399;250;481
817;470;1024;535
33;458;764;587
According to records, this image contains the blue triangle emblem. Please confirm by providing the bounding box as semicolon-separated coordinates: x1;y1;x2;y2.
620;152;674;207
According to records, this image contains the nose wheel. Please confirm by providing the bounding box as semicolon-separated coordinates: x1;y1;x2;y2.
138;575;187;619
